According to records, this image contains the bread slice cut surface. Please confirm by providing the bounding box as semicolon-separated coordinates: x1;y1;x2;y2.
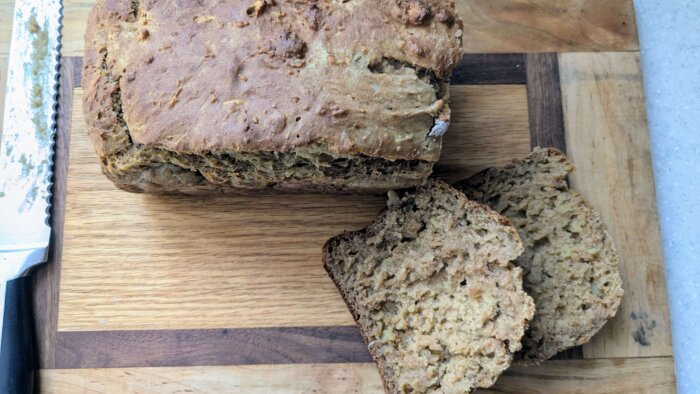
324;181;535;393
456;148;624;363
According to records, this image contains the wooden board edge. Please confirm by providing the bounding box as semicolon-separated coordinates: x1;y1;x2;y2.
32;56;82;369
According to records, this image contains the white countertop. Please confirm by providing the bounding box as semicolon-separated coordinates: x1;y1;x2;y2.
634;1;700;393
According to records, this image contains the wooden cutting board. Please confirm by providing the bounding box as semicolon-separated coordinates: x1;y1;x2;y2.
0;1;676;392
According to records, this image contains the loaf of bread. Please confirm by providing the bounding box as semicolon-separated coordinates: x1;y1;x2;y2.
82;0;463;194
324;180;535;393
456;148;624;363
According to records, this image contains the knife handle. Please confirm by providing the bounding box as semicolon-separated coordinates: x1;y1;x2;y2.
0;277;35;394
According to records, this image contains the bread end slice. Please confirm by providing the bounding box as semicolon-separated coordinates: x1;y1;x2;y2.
457;148;624;363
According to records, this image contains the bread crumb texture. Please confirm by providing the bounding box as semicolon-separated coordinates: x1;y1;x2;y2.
457;148;624;363
325;181;535;393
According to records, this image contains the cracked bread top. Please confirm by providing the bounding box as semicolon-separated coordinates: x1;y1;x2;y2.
82;0;463;162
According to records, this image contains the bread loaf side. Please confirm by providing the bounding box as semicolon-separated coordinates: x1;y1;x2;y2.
82;0;464;193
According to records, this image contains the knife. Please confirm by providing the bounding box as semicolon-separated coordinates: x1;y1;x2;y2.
0;0;62;391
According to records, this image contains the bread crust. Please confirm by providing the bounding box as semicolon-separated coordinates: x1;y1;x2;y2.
82;0;463;193
324;231;397;393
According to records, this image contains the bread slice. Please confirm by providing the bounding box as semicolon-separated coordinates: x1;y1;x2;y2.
456;148;624;363
324;180;535;393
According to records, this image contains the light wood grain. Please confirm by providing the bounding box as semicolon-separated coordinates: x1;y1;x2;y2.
45;0;640;57
39;357;675;393
58;85;531;331
38;363;384;394
480;357;676;394
559;52;673;358
59;0;92;57
459;0;639;53
59;99;368;330
435;85;531;182
58;92;373;330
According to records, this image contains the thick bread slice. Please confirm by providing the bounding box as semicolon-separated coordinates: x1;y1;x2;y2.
456;148;624;363
324;180;535;393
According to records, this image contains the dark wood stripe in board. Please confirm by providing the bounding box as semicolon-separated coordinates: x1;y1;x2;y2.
52;325;584;369
525;53;567;152
32;56;83;369
451;54;527;85
55;326;373;369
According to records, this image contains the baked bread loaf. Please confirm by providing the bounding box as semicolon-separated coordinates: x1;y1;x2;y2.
82;0;463;194
324;180;535;393
456;148;624;363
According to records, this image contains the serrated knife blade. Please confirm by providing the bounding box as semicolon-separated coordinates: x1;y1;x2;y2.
0;0;62;391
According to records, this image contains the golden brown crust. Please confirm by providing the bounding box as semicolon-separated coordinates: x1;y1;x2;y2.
83;0;463;162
